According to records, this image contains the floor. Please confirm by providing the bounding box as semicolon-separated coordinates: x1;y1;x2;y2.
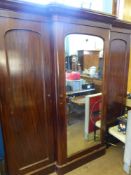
51;143;127;175
67;121;100;156
67;101;100;156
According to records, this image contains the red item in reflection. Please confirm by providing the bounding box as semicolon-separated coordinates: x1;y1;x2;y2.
89;95;102;132
66;72;80;80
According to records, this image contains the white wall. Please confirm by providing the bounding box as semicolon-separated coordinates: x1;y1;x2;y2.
20;0;113;14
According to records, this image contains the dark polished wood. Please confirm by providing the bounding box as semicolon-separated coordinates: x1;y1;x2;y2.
53;20;110;167
0;2;130;175
1;1;131;29
0;17;55;175
113;20;131;29
106;31;130;125
56;146;106;175
67;144;104;162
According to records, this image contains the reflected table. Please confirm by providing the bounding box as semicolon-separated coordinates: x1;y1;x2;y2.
66;88;95;96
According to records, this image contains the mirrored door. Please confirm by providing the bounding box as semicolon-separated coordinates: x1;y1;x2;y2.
65;34;104;156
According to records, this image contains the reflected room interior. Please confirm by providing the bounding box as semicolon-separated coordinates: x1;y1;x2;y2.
65;34;104;156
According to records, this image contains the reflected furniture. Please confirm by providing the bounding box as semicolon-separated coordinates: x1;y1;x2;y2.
0;2;130;175
78;50;100;71
81;74;102;92
66;88;95;96
85;93;102;139
70;96;85;105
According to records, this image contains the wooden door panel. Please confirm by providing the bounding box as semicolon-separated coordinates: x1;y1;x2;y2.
109;39;127;102
5;29;48;163
53;21;109;166
107;32;130;124
0;22;55;174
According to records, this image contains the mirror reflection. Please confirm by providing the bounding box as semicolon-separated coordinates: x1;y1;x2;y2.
65;34;104;156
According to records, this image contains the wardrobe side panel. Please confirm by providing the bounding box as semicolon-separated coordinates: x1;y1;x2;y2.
107;31;130;124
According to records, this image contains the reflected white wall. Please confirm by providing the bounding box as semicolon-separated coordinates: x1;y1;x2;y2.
65;34;103;56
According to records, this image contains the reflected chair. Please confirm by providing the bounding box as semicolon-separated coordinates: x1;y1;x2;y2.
66;95;85;125
84;93;102;140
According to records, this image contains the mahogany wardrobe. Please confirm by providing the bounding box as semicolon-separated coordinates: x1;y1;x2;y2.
0;2;130;175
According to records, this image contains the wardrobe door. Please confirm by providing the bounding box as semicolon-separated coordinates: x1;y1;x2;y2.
107;31;130;125
0;17;55;175
53;20;110;174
